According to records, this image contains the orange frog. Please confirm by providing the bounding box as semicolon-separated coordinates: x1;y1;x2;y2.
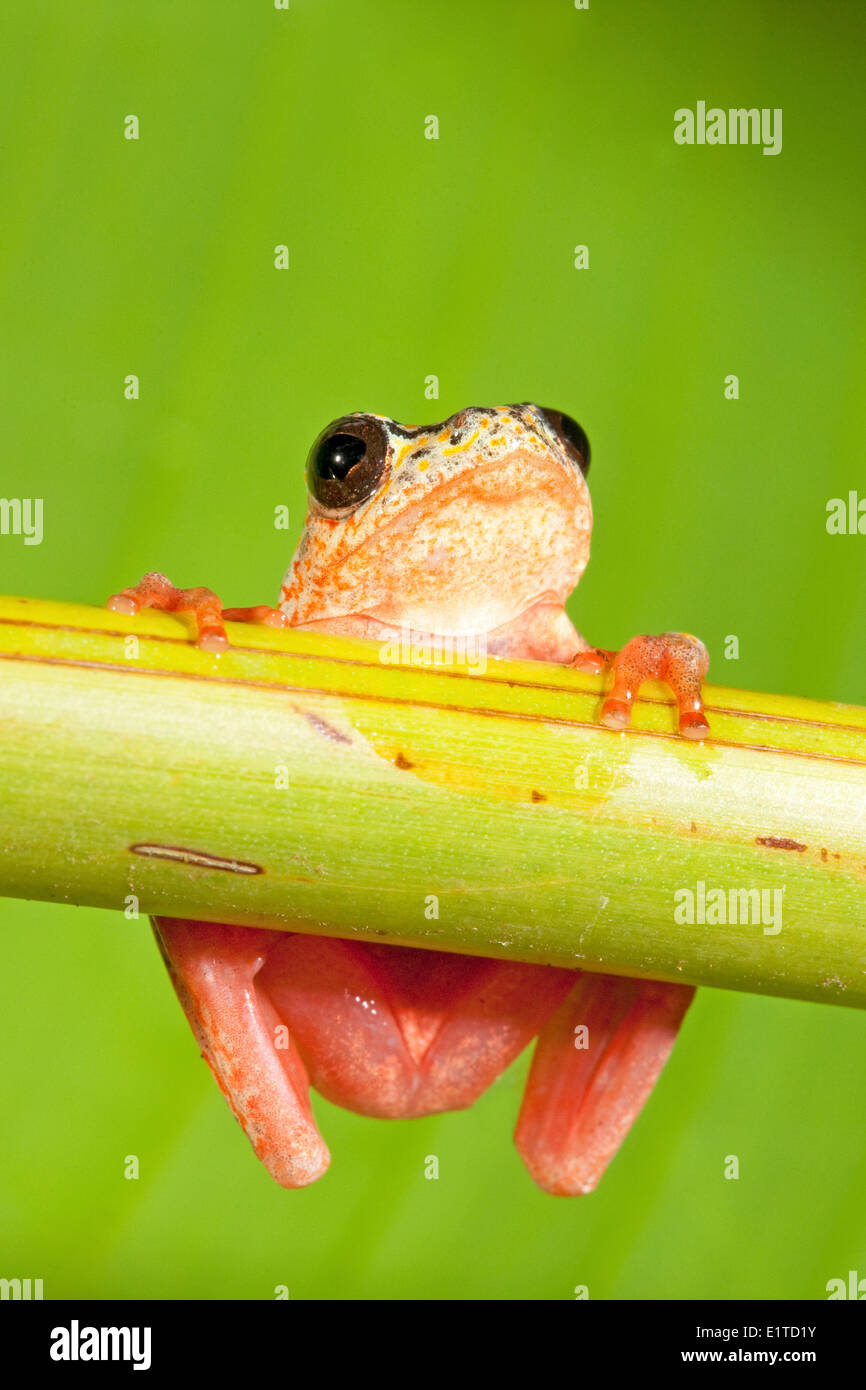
109;403;709;1195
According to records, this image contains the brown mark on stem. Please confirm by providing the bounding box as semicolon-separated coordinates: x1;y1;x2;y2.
130;844;263;874
756;836;807;852
301;711;352;745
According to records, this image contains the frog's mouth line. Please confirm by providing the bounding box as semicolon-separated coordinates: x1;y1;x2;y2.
373;449;590;542
293;590;566;640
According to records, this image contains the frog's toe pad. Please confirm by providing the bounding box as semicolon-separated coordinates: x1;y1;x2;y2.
590;632;710;738
106;593;139;615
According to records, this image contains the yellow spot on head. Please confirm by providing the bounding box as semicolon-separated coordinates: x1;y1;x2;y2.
442;429;481;457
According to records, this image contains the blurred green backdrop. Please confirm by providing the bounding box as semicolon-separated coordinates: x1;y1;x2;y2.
1;0;865;1300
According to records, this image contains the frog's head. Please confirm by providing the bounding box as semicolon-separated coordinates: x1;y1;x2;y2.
281;403;592;637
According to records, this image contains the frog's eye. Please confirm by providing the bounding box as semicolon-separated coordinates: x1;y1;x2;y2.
305;416;390;515
539;408;591;476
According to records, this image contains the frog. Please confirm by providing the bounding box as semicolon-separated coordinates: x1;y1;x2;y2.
108;403;708;1196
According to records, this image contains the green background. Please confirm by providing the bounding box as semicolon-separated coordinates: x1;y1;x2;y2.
1;0;865;1300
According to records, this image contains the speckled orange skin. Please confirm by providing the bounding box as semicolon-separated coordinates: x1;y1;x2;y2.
111;403;704;1196
280;404;592;661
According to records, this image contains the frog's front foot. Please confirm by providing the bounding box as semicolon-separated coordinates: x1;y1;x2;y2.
107;571;289;651
573;632;710;740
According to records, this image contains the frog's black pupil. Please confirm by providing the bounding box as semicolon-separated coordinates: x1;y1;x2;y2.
315;432;367;481
558;414;590;466
540;407;590;473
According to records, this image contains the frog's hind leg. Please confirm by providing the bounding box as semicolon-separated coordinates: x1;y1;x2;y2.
515;973;695;1196
152;917;330;1189
258;935;576;1119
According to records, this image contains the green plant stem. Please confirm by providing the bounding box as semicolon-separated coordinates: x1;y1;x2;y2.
1;594;865;1008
